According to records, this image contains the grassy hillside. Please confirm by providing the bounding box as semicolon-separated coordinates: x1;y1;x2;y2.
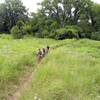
0;34;100;100
0;34;57;100
19;39;100;100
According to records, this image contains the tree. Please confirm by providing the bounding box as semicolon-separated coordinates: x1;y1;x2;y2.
0;3;7;31
39;0;93;27
88;3;100;32
0;0;28;32
10;20;25;39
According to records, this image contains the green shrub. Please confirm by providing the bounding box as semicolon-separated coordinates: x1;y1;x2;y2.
78;33;86;38
35;32;43;38
16;20;25;28
65;25;81;32
55;26;80;40
35;30;50;38
50;21;59;32
10;25;23;39
23;24;32;35
66;28;79;39
42;30;50;38
49;32;57;38
81;33;92;39
91;32;100;41
79;32;100;41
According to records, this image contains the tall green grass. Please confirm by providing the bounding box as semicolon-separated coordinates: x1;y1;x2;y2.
20;39;100;100
0;35;57;100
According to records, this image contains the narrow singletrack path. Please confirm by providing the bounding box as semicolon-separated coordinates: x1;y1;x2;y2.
9;43;67;100
9;52;50;100
9;72;34;100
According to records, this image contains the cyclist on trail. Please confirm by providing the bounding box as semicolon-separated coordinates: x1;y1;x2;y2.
42;48;46;57
37;49;42;62
37;46;50;62
45;46;50;54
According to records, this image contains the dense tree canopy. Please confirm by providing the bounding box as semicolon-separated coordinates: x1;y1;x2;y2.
0;0;28;32
39;0;93;27
0;0;100;40
89;3;100;32
30;0;100;40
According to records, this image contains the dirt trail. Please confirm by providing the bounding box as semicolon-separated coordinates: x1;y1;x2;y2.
9;44;65;100
9;53;48;100
9;70;34;100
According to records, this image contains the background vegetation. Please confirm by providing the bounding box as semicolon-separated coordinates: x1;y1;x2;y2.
0;0;100;40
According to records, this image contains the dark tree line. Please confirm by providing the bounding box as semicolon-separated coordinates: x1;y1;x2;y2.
0;0;28;32
0;0;100;40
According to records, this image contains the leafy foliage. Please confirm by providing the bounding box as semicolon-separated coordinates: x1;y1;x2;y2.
0;0;28;32
10;25;23;39
91;32;100;41
0;0;100;41
23;24;32;35
55;26;80;40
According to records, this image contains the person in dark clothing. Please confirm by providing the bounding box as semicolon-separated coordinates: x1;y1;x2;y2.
45;46;50;54
37;49;42;62
42;48;46;57
47;46;50;50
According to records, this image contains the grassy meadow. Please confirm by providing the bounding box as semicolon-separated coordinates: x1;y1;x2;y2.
19;39;100;100
0;34;100;100
0;34;57;100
